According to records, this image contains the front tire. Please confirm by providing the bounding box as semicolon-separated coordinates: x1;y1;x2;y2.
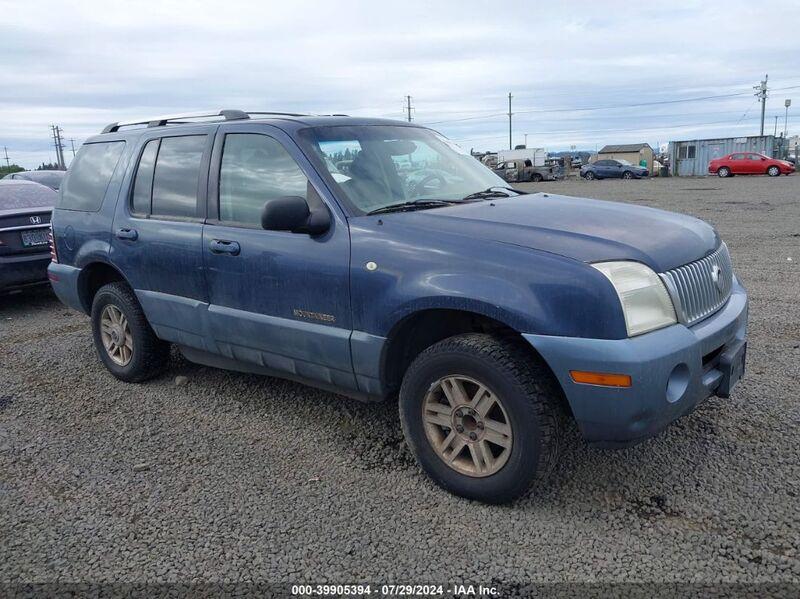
767;165;780;177
531;173;543;183
584;171;595;180
399;333;563;503
717;166;731;178
622;171;634;180
91;282;170;382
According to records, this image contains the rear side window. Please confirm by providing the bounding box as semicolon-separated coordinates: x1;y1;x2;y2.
151;135;206;218
59;141;125;211
131;139;159;215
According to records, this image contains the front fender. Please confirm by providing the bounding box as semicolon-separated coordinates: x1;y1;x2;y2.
350;219;626;340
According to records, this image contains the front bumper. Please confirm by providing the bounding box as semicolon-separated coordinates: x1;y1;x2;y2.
0;252;51;291
524;279;748;447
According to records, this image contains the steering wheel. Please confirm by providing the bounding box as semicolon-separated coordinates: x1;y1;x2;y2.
411;173;447;196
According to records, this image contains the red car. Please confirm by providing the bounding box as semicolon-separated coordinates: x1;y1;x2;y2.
709;152;795;177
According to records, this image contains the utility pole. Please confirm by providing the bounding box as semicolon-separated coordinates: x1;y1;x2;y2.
754;74;768;136
56;127;66;169
523;133;528;147
507;92;513;150
785;99;792;140
3;146;9;169
50;125;66;170
405;95;413;122
774;116;779;136
69;139;77;158
50;125;60;168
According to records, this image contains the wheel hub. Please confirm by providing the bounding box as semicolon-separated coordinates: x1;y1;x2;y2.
422;375;513;478
452;407;484;441
99;304;133;367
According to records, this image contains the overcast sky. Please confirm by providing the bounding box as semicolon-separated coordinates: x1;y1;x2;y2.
2;0;799;169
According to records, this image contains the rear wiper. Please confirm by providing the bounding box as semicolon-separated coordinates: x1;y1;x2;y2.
366;199;460;215
460;186;522;201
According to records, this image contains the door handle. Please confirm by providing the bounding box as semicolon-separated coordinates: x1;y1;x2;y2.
115;228;138;241
209;239;241;256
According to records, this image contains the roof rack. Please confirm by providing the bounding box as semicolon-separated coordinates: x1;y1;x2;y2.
100;109;350;134
101;109;253;134
246;111;311;118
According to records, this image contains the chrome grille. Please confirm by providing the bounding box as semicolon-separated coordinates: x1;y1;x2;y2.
660;243;733;326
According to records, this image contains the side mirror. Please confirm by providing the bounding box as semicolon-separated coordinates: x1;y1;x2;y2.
261;196;330;236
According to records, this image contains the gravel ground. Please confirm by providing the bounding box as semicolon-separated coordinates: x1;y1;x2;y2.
1;175;799;586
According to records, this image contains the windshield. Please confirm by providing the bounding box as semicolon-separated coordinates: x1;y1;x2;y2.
298;125;508;215
616;159;633;166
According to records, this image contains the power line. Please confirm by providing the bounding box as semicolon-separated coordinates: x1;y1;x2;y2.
451;113;800;144
422;91;753;125
371;78;800;118
422;84;800;126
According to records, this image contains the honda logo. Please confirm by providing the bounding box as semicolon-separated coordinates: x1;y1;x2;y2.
29;215;42;225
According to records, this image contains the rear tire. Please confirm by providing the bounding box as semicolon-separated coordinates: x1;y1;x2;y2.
399;333;563;504
91;282;170;382
767;165;780;177
717;167;731;178
531;173;543;183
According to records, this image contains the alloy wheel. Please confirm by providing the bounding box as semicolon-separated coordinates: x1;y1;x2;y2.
100;304;133;366
422;375;512;477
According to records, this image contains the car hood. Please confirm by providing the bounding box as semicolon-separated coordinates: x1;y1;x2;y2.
385;193;719;272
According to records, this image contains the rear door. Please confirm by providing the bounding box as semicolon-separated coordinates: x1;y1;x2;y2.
111;127;214;347
201;124;355;390
729;153;747;174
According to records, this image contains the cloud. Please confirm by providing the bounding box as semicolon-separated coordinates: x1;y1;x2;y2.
1;0;799;167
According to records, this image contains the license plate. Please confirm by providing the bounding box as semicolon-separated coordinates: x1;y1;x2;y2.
717;341;746;398
21;229;48;247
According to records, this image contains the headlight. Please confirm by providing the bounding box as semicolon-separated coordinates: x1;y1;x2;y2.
592;261;676;337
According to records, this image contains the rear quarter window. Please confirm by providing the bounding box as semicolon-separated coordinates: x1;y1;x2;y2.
59;141;125;211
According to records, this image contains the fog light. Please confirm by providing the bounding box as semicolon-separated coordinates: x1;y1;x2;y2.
666;363;690;403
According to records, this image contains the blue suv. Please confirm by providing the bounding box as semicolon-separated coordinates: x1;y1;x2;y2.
48;110;748;503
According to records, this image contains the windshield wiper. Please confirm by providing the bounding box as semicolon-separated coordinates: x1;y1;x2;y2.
460;186;523;201
366;199;461;215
